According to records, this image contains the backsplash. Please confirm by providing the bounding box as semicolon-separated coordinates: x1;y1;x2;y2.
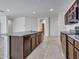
65;22;79;31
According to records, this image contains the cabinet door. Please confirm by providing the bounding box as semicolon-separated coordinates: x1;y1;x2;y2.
74;48;79;59
38;33;41;44
61;33;66;46
23;36;31;57
61;33;67;57
31;35;36;51
36;34;39;46
68;42;74;59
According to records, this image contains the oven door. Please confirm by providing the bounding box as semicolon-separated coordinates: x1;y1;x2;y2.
75;27;79;34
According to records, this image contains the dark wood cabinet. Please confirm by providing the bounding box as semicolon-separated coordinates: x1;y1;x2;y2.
10;36;24;59
23;36;31;57
31;34;36;51
61;33;67;58
68;42;74;59
67;37;74;59
74;48;79;59
65;0;79;25
61;32;79;59
9;32;44;59
35;33;39;46
38;32;41;44
74;41;79;59
75;41;79;50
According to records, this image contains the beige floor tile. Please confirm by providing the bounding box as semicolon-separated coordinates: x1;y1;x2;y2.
26;36;66;59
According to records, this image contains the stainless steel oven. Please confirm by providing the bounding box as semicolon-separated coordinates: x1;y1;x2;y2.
75;26;79;34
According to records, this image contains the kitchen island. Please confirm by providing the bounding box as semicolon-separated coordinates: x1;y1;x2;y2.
9;31;44;59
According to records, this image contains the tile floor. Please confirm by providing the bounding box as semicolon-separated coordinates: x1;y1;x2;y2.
26;36;66;59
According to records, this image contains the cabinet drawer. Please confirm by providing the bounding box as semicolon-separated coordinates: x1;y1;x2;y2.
75;41;79;50
31;36;36;50
68;36;74;44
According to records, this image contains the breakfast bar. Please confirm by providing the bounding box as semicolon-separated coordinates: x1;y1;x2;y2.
9;31;44;59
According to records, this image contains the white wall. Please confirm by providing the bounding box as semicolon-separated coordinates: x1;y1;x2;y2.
13;17;39;32
47;0;77;37
13;17;26;32
50;15;58;36
44;18;50;36
58;12;66;36
0;16;8;34
58;0;76;36
8;19;13;34
25;17;38;31
0;16;9;59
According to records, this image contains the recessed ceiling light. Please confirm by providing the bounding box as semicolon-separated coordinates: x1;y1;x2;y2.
33;11;36;14
50;8;54;12
6;9;10;12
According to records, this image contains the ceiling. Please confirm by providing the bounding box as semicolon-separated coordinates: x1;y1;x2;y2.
0;0;72;18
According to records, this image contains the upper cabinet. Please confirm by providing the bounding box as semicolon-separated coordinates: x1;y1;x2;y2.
65;0;79;25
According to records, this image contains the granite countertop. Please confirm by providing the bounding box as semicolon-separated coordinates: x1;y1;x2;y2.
68;35;79;42
62;31;77;35
0;33;8;36
0;31;40;36
62;31;79;42
10;31;40;36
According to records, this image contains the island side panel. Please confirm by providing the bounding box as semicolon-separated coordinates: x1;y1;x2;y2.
10;36;23;59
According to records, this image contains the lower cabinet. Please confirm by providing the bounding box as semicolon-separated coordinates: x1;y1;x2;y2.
24;36;31;57
74;40;79;59
74;48;79;59
38;33;41;44
61;32;79;59
67;36;74;59
60;33;67;58
10;32;44;59
10;36;24;59
31;34;36;51
68;41;74;59
35;33;39;46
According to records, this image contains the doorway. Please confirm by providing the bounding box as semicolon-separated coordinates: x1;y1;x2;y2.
41;23;44;33
40;19;45;34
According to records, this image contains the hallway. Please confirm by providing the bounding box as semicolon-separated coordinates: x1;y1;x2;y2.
26;37;65;59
